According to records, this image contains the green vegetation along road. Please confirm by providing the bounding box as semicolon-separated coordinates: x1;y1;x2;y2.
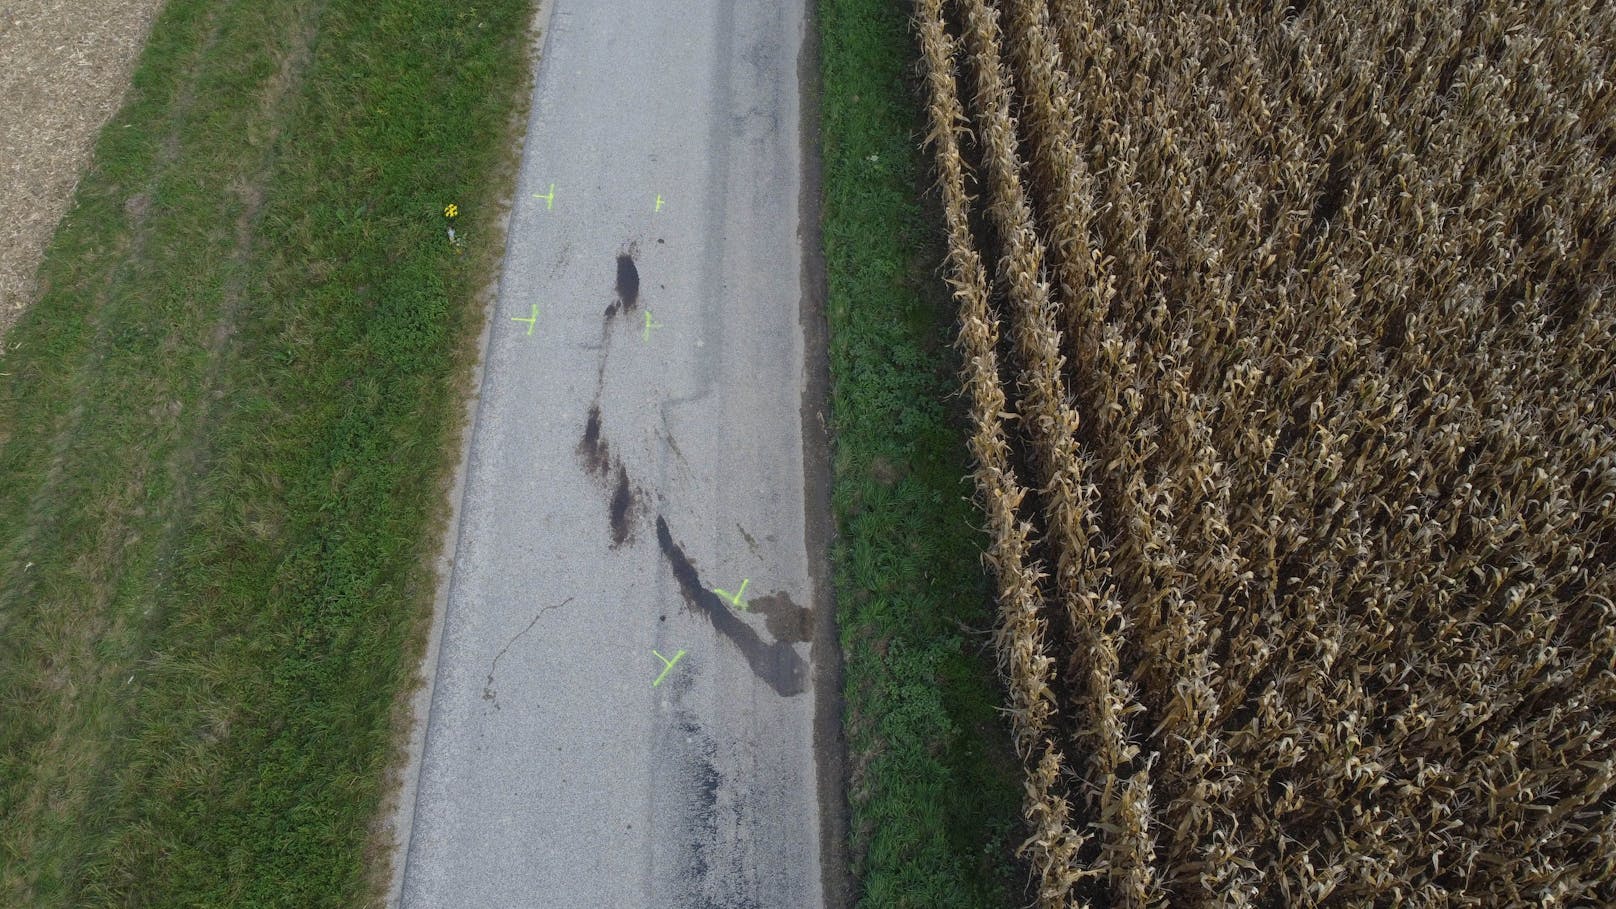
0;0;535;904
819;0;1026;904
0;0;1026;903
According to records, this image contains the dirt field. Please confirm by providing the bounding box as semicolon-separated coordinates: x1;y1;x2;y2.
0;0;164;342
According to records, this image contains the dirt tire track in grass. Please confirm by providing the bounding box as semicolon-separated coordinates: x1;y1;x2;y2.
0;3;227;607
149;2;325;612
0;6;233;897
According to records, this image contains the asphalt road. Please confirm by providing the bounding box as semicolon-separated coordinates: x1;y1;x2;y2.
394;0;838;906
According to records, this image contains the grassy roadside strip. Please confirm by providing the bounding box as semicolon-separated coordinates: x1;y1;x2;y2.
817;0;1025;904
0;0;534;904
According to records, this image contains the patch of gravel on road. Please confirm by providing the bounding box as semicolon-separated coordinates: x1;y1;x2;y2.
1;0;165;344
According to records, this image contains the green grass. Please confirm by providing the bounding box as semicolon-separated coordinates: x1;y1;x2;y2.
818;0;1026;904
0;0;534;903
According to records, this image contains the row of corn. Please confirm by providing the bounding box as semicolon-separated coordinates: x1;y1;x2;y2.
919;0;1616;905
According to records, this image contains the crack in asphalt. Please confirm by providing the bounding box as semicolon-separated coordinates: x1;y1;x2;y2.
483;596;576;710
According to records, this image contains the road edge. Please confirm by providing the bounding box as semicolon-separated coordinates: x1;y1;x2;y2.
379;0;560;904
799;4;852;907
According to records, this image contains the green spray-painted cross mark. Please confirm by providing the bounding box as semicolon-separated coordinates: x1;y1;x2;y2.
511;304;538;336
651;649;686;687
642;310;663;341
713;578;749;611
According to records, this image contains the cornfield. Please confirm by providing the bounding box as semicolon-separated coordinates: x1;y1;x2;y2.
918;0;1616;904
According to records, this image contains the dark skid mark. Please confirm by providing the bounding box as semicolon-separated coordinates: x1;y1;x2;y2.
655;516;808;697
750;591;813;644
616;253;640;309
577;405;611;477
609;464;638;548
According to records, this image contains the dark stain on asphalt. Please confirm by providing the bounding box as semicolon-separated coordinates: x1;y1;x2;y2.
655;516;808;697
616;252;640;309
577;405;610;476
750;591;812;644
609;464;638;548
604;299;621;319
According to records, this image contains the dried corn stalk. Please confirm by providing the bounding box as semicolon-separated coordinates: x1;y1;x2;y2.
916;0;1616;904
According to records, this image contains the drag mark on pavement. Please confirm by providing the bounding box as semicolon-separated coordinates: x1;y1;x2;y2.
736;524;762;557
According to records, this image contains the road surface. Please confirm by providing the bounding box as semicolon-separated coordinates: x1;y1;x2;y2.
394;0;840;906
